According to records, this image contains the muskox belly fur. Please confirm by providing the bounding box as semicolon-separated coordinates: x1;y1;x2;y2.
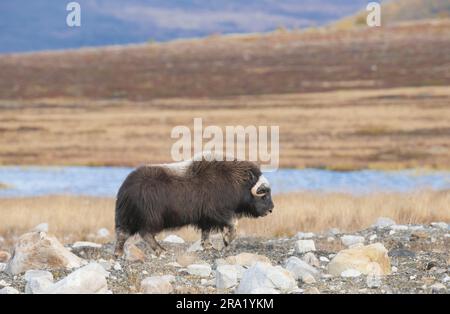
114;159;274;256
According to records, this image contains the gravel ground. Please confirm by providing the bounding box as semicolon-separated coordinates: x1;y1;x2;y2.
1;223;449;294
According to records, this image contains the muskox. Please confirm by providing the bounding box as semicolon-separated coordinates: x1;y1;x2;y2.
114;157;274;256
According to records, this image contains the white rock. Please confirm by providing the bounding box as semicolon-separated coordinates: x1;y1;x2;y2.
187;240;203;252
141;276;173;294
372;217;396;229
392;266;398;273
113;262;122;271
327;228;341;236
0;287;19;294
366;273;382;288
430;283;446;292
6;232;84;275
160;274;176;283
294;240;316;253
319;256;330;263
389;230;396;235
294;232;315;240
441;275;450;283
431;222;448;230
187;264;211;277
162;235;185;244
236;262;297;294
341;269;362;278
284;256;318;282
32;223;49;233
0;279;9;287
390;225;408;231
96;228;110;238
216;265;239;289
341;235;365;247
72;241;102;249
45;263;110;294
327;236;335;242
302;252;320;267
302;273;316;284
166;262;182;268
24;270;54;294
369;234;377;241
0;263;6;272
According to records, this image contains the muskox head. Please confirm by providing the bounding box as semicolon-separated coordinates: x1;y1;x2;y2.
244;172;274;217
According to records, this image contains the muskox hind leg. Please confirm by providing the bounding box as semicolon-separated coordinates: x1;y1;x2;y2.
222;219;238;247
141;232;166;256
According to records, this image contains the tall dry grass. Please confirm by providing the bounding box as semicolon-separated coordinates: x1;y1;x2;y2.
1;190;449;248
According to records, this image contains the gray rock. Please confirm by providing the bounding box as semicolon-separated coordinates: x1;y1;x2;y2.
302;252;320;267
45;262;110;294
341;235;365;247
0;263;6;272
372;217;396;229
216;265;239;289
431;222;448;230
236;262;297;294
187;264;211;277
24;270;54;294
0;287;19;294
141;276;173;294
284;256;318;282
341;269;362;278
294;232;315;240
294;240;316;253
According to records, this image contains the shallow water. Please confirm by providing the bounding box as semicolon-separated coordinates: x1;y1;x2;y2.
0;166;449;198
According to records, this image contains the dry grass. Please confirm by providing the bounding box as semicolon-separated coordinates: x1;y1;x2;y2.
1;190;449;248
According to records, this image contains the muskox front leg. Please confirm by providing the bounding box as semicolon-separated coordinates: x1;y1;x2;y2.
141;233;166;256
223;219;238;247
201;229;213;250
114;229;129;257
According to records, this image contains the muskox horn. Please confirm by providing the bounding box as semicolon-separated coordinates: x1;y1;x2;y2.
251;175;270;197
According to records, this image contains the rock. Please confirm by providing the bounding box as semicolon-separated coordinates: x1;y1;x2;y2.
96;228;110;238
388;249;415;258
177;253;199;267
187;264;211;277
0;263;6;272
45;263;109;294
390;225;408;231
24;270;54;294
341;269;362;278
284;256;318;282
410;231;429;241
0;279;9;287
294;240;316;253
366;273;382;288
225;253;271;267
0;251;10;262
113;262;122;271
0;287;19;294
161;274;176;283
236;262;297;294
187;240;203;252
163;235;185;244
304;287;320;294
216;265;239;289
6;232;84;275
430;283;446;293
302;252;320;267
166;262;182;268
372;217;396;229
294;232;314;240
302;273;316;284
327;228;341;236
32;223;49;233
431;222;448;230
141;276;173;294
341;235;365;247
124;243;145;262
328;243;391;276
319;256;330;263
72;241;102;249
369;234;377;241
